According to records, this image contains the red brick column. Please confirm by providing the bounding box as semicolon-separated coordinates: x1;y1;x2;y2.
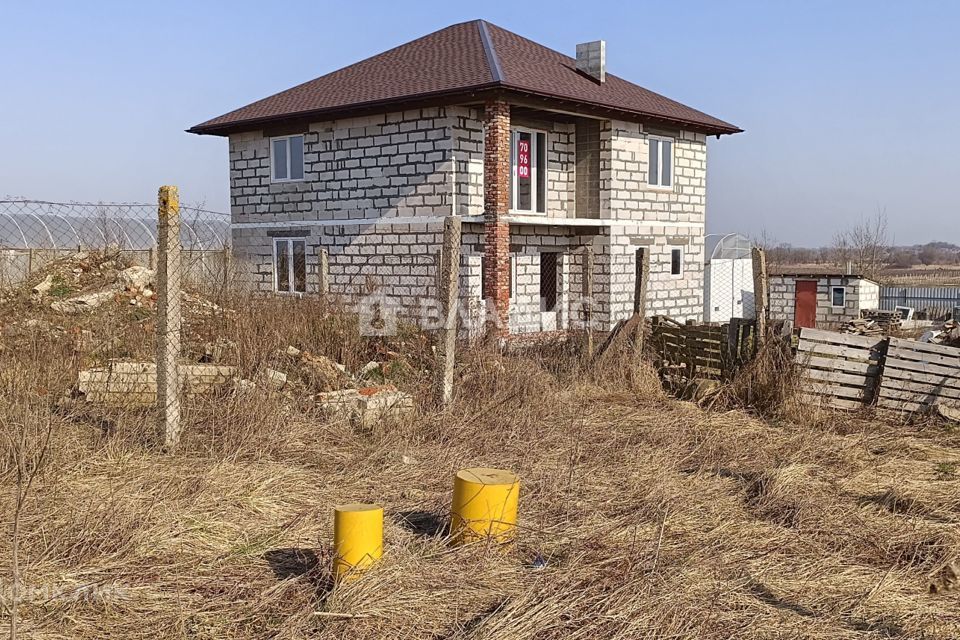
483;100;511;336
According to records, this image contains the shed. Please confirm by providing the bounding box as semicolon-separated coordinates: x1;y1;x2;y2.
704;233;755;323
768;270;880;329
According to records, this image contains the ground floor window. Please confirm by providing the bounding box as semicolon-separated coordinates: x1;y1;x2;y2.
540;252;558;312
831;286;846;308
670;247;684;277
274;238;306;293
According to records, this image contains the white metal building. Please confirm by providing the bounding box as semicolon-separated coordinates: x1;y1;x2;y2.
703;233;755;323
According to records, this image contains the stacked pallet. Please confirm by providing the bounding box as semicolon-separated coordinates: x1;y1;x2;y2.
876;337;960;414
861;309;902;333
795;328;885;410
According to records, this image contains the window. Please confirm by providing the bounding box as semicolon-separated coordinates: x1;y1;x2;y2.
540;252;558;312
271;134;305;182
670;247;683;277
648;136;673;188
274;238;306;293
510;128;547;213
831;286;846;308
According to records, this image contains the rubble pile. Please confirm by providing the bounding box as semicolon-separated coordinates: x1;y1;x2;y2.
860;309;902;333
234;347;414;426
840;318;884;336
925;319;960;347
6;253;417;429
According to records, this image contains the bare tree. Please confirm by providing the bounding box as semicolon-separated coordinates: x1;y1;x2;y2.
831;209;891;280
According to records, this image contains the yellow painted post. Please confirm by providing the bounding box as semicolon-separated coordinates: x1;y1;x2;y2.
333;503;383;582
450;468;519;546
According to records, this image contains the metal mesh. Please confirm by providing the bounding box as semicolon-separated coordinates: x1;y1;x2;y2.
704;233;756;323
0;199;229;292
0;194;231;453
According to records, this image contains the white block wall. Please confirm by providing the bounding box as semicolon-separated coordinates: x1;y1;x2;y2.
229;107;458;223
227;107;713;333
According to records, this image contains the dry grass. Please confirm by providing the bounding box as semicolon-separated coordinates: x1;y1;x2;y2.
1;261;960;638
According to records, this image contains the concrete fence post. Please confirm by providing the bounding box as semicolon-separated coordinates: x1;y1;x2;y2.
438;216;462;405
157;185;183;452
318;247;330;296
582;245;594;357
752;247;769;345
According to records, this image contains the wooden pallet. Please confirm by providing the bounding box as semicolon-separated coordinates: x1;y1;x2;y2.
796;328;885;410
876;337;960;413
652;317;728;379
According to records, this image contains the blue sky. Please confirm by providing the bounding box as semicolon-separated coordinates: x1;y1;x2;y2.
1;1;957;245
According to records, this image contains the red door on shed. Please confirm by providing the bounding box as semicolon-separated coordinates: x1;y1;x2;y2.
794;280;818;329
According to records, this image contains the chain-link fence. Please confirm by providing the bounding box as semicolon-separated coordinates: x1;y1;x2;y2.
0;188;437;454
0;198;230;292
0;192;235;452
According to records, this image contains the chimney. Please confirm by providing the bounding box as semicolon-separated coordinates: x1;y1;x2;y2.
576;40;606;83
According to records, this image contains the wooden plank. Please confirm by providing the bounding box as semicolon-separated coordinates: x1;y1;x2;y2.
797;340;880;361
888;336;960;359
801;381;867;400
880;367;960;390
877;397;926;413
886;346;960;368
801;355;880;376
803;368;873;387
883;356;960;380
798;328;886;349
800;393;865;410
879;386;960;404
880;379;960;397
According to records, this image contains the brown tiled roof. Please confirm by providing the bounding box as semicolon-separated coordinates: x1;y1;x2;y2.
189;20;741;136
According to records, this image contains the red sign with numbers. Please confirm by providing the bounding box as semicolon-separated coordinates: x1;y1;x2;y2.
517;139;530;179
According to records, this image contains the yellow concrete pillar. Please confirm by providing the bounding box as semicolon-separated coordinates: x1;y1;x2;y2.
451;468;520;546
333;503;383;582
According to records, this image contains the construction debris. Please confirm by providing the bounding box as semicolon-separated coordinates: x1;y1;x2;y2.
296;351;352;392
260;368;288;391
861;309;902;333
840;318;884;336
926;319;960;347
76;361;237;405
51;288;121;314
32;274;57;296
117;266;155;290
316;385;413;428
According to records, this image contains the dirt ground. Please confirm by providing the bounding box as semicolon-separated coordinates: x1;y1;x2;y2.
1;254;959;639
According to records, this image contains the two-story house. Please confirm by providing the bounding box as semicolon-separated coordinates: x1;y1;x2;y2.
189;20;741;336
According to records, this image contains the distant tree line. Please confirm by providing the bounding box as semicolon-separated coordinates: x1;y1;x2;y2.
754;210;960;280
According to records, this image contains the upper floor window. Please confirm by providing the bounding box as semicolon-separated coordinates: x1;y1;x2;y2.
275;237;306;293
510;128;546;213
271;135;304;182
648;136;673;188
